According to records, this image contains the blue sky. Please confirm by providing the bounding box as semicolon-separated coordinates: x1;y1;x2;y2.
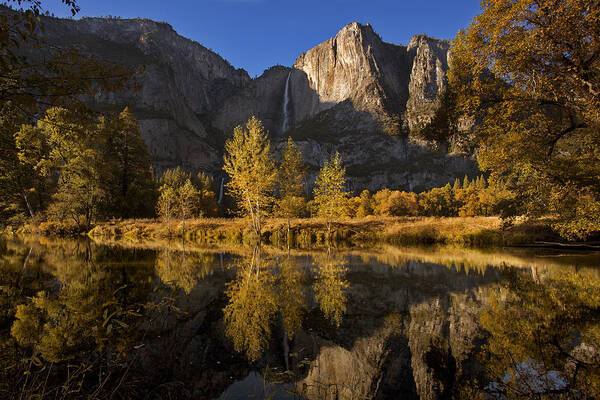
43;0;482;77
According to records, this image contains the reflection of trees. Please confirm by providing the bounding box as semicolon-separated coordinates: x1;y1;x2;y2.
223;249;309;363
1;238;207;398
313;253;349;328
155;248;217;294
223;248;279;361
469;271;600;398
280;255;307;340
0;240;46;329
10;242;153;363
223;249;350;362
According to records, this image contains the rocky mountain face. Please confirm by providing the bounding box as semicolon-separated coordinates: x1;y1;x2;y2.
405;35;452;132
34;13;477;191
38;15;250;174
213;23;452;138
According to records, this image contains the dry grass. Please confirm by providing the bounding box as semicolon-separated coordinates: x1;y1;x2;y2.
371;245;600;279
85;216;559;249
86;236;600;280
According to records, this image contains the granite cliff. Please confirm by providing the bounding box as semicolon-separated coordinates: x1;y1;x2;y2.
38;15;250;174
32;13;477;191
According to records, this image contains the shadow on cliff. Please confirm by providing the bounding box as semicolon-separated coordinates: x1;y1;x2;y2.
210;65;390;139
209;65;479;193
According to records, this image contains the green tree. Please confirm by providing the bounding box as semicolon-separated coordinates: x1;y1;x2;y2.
102;107;155;218
196;172;219;217
223;116;277;237
276;137;307;235
156;168;210;233
0;1;135;225
449;0;600;239
39;108;110;229
1;112;53;223
313;152;348;235
29;107;154;228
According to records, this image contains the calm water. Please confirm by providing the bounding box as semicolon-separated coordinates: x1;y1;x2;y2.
1;236;599;399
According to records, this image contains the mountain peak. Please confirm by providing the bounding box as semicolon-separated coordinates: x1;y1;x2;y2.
335;21;381;44
24;10;472;191
407;34;451;50
338;21;372;33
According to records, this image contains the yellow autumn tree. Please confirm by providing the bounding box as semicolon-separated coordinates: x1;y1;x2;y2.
313;152;348;235
449;0;600;239
276;137;307;235
223;116;277;237
372;189;418;216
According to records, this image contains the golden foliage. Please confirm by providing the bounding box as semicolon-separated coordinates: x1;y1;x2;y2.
313;253;349;327
223;250;279;361
449;0;600;239
478;271;600;398
223;117;277;236
313;152;348;232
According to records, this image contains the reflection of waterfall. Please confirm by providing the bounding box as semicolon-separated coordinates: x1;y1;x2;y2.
281;71;291;133
218;177;224;204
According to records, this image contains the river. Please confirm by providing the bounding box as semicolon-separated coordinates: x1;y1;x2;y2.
1;235;599;399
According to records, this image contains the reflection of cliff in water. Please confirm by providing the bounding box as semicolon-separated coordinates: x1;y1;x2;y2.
1;236;599;399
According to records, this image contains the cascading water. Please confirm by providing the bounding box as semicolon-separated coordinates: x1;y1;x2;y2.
218;177;224;204
281;71;291;133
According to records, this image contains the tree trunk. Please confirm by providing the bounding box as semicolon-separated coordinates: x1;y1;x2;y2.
287;217;291;250
247;196;257;236
21;191;34;219
255;199;261;240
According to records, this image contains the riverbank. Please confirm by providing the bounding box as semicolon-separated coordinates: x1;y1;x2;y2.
55;216;564;248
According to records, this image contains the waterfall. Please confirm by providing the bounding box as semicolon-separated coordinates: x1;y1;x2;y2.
281;71;291;133
218;177;224;204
